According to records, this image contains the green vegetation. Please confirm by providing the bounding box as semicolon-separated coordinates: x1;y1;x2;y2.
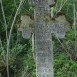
0;0;77;77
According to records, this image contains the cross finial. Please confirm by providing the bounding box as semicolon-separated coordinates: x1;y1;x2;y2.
28;0;55;6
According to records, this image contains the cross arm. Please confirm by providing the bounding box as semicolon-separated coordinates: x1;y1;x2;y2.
17;14;34;39
49;15;70;38
50;22;69;38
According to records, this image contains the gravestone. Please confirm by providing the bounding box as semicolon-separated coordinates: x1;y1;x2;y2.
17;0;70;77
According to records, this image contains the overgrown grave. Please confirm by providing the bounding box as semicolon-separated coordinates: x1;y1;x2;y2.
17;0;70;77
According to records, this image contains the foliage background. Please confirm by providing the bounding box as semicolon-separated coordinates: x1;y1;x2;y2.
0;0;77;77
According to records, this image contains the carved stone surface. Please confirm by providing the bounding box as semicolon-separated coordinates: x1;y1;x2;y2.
16;1;71;77
28;0;69;77
34;20;54;77
28;0;55;6
33;2;54;75
50;22;69;38
22;28;32;39
17;14;34;39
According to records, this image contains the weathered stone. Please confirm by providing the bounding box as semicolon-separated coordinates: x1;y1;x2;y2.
17;14;34;39
17;0;70;77
22;28;32;39
33;1;54;76
28;0;55;6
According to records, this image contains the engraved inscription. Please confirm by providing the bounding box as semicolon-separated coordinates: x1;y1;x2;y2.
50;22;69;38
27;0;69;77
18;2;70;77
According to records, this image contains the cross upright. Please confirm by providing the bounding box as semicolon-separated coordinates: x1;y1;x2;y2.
18;0;70;77
28;0;55;77
29;0;55;19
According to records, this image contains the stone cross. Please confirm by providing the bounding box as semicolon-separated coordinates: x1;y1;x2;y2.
18;0;70;77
